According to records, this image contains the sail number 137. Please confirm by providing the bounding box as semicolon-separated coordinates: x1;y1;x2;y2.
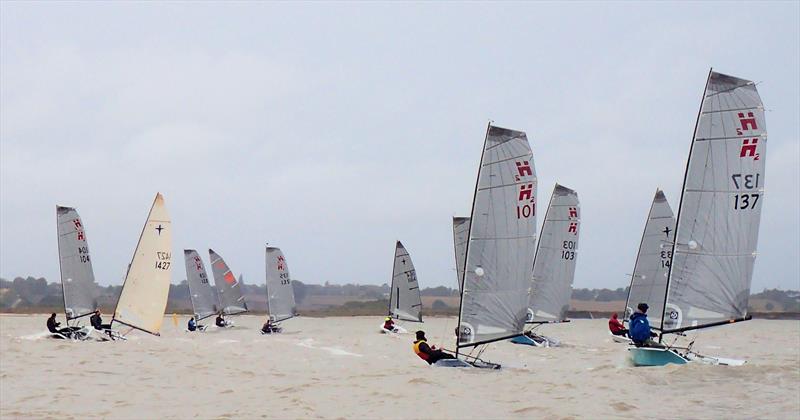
731;173;761;210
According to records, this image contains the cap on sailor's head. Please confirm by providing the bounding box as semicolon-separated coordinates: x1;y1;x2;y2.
385;316;391;321
415;330;426;340
637;303;649;312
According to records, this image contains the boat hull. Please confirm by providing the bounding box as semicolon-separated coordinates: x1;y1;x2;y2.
628;347;688;366
510;333;559;347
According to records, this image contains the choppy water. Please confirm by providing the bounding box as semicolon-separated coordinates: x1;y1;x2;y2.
1;315;798;419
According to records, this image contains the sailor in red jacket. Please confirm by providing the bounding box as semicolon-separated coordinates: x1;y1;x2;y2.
608;312;628;336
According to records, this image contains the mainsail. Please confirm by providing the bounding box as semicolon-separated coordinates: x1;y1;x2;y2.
458;124;538;348
661;70;766;334
56;206;97;320
209;249;248;315
452;217;470;291
624;189;675;326
112;193;172;335
265;246;297;322
527;184;580;323
388;241;423;322
183;249;219;321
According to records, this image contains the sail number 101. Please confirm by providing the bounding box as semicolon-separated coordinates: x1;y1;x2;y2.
731;173;761;210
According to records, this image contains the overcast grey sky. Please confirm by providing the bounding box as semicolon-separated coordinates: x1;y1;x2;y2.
1;2;798;291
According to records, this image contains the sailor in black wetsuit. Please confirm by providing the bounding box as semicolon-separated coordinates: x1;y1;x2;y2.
412;331;456;365
90;310;111;330
46;313;78;337
216;313;227;327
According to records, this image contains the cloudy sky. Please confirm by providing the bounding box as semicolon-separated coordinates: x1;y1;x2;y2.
1;2;798;291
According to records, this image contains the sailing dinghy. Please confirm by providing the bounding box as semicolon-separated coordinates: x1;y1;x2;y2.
109;193;173;340
381;241;423;334
613;189;675;344
209;249;248;327
53;205;97;340
263;246;297;333
628;70;766;366
184;249;220;331
438;124;538;369
511;184;580;347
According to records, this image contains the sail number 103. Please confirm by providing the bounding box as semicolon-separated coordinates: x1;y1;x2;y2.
561;240;576;260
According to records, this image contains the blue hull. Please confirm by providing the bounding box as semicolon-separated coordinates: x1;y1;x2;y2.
628;347;688;366
510;335;538;346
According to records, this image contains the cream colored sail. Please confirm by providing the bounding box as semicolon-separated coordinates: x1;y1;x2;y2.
112;193;173;335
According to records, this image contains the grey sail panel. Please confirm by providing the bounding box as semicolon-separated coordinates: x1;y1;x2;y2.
452;217;470;291
389;241;423;322
458;125;537;347
663;71;766;331
528;184;580;322
184;250;219;321
624;190;675;325
56;206;97;320
209;249;248;315
265;247;297;322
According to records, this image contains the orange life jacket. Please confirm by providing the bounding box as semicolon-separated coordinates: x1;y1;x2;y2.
413;339;429;361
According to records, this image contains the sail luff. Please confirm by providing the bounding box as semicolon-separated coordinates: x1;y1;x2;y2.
662;70;766;334
452;217;471;291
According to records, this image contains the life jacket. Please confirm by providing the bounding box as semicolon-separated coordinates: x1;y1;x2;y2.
413;339;430;361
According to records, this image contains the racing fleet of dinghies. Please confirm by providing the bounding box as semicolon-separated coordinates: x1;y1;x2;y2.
209;249;249;322
382;241;423;333
439;124;539;369
54;206;97;340
628;70;767;367
511;184;580;347
615;189;675;344
110;193;173;339
264;246;297;332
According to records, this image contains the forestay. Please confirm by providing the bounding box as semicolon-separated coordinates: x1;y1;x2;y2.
265;247;297;322
112;193;172;335
56;206;97;320
662;71;767;333
184;249;219;321
458;124;537;347
389;241;423;322
452;217;470;291
209;249;248;315
528;184;580;323
624;190;675;326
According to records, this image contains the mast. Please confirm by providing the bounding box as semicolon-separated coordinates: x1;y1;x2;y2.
659;69;713;340
527;185;554;320
387;241;397;316
56;206;68;321
455;122;491;358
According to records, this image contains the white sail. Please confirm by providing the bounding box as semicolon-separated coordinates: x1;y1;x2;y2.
528;184;580;323
209;249;248;315
662;70;766;332
389;241;423;322
265;247;297;322
184;249;219;321
624;189;675;326
56;206;97;320
452;217;470;291
112;193;172;335
458;124;537;347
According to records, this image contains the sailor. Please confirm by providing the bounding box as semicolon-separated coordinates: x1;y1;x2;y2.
188;316;198;332
215;313;227;328
608;312;628;336
383;316;395;332
90;310;111;330
629;303;660;347
413;331;456;365
261;318;275;334
46;313;77;337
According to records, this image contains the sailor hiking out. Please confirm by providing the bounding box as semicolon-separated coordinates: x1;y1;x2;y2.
629;303;660;347
608;313;627;336
413;331;456;365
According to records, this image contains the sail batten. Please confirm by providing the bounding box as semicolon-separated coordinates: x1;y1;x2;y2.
457;124;537;348
527;184;580;323
389;241;423;322
209;249;248;315
112;193;172;335
56;206;98;320
265;247;297;322
661;71;766;333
